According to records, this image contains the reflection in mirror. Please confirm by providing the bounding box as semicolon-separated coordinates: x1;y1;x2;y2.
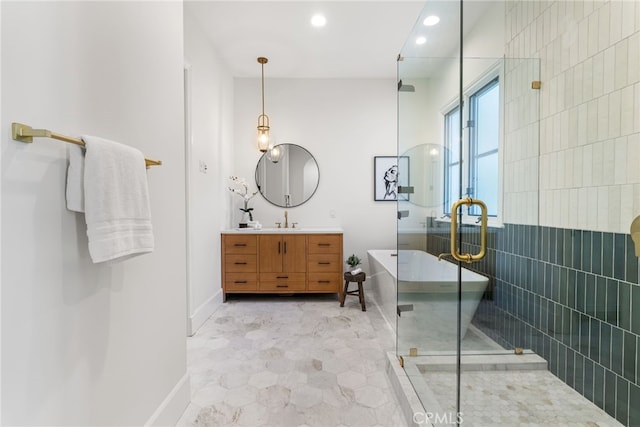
400;143;447;209
255;144;319;208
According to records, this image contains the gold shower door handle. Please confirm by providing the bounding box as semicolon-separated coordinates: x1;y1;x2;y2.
449;197;488;263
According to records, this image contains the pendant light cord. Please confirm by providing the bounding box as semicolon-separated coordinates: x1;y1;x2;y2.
258;57;268;118
261;61;265;115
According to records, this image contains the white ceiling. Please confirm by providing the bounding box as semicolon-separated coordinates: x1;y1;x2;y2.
185;1;427;79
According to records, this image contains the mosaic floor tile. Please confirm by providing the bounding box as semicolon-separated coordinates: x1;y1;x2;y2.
176;294;406;427
419;369;623;426
178;292;620;427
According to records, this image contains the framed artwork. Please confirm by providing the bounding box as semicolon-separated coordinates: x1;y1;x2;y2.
374;156;409;201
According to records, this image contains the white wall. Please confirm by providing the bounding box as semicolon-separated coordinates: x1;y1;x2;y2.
184;8;234;335
233;78;397;271
0;1;3;419
1;2;189;425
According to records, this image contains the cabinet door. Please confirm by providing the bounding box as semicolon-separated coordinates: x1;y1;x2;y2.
259;235;283;272
283;234;307;272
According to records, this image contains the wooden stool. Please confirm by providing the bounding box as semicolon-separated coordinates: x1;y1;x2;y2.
339;272;366;311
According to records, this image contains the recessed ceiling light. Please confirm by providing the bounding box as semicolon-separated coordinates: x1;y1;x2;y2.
423;15;440;26
416;36;427;45
311;14;326;27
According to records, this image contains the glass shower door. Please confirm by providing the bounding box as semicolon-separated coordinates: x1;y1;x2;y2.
396;2;541;423
396;53;465;423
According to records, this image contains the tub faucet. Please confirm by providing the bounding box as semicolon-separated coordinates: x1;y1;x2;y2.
438;252;454;261
284;210;288;228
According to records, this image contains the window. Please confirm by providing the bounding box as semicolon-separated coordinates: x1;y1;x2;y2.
443;74;501;223
469;78;499;216
444;106;460;215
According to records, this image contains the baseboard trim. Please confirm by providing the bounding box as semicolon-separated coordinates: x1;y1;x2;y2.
187;289;223;336
144;373;190;427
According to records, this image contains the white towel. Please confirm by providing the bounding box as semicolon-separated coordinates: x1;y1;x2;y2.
66;145;85;213
82;135;154;264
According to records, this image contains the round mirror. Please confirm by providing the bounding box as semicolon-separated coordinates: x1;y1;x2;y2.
400;143;448;208
255;144;320;208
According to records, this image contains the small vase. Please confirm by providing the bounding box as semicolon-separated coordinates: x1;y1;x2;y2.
239;200;254;224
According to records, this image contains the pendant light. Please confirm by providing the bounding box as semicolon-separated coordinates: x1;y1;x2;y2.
267;144;283;163
256;57;270;152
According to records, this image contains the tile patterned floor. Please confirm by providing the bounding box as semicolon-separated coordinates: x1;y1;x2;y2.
176;292;623;427
176;293;407;427
422;370;622;426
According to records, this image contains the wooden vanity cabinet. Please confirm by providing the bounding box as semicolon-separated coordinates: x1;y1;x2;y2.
222;231;343;300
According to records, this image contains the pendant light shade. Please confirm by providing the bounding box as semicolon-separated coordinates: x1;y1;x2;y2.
256;57;270;152
267;144;283;163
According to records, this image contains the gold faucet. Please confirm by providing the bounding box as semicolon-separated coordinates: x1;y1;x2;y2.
438;252;453;261
284;210;288;228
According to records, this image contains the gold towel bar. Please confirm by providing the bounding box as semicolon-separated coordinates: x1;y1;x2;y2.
11;122;162;168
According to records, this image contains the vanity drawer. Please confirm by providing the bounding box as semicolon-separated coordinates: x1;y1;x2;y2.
259;273;306;291
225;254;257;272
258;281;305;292
308;273;341;292
308;254;341;272
224;235;257;254
225;273;258;291
259;272;306;282
308;235;342;254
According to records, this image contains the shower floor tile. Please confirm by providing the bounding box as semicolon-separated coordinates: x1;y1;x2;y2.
176;293;407;427
420;369;622;426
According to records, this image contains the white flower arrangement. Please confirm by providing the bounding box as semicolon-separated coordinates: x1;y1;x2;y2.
228;176;258;221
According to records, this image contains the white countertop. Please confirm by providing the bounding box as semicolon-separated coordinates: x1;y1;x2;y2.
222;227;343;234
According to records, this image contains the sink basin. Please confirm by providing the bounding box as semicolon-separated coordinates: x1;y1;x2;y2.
259;227;305;232
227;227;343;234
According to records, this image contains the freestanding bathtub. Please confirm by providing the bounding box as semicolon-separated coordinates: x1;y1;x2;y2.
367;249;489;351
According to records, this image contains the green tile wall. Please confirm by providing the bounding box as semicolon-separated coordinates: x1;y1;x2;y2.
426;223;640;426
